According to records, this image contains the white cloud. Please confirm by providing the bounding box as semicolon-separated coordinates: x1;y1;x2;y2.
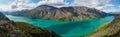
10;0;37;11
103;9;120;12
0;0;68;11
0;0;117;12
70;0;113;10
37;0;114;9
37;0;69;8
0;0;37;11
37;0;114;10
95;4;114;9
0;5;11;11
102;7;120;12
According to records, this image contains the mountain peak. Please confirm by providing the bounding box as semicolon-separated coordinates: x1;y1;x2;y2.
10;5;108;21
36;5;57;10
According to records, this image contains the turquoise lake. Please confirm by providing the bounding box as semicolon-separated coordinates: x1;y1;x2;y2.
6;15;115;37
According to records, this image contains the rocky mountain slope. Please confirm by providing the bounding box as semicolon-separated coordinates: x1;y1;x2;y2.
10;5;107;21
0;11;60;37
87;16;120;37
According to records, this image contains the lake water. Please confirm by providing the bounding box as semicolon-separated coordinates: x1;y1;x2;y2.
6;15;115;37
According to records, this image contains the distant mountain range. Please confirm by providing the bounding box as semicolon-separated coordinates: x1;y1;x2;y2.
109;12;120;14
0;11;60;37
7;5;109;21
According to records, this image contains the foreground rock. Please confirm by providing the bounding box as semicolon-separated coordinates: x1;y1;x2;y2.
0;12;60;37
10;5;107;21
87;16;120;37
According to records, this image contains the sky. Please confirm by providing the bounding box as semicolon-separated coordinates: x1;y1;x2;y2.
0;0;120;12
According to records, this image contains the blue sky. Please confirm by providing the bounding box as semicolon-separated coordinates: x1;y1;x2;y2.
112;0;120;6
0;0;120;12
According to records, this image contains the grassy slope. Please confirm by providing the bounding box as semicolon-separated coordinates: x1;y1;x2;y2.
83;22;111;37
14;22;60;37
84;16;120;37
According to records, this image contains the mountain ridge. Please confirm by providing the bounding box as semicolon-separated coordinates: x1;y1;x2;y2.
9;5;108;21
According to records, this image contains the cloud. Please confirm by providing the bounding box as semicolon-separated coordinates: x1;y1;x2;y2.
95;4;114;9
102;6;120;12
103;9;120;12
37;0;69;8
0;0;37;11
1;0;68;11
36;0;114;9
37;0;114;10
0;5;12;11
0;0;117;12
10;0;37;10
70;0;113;10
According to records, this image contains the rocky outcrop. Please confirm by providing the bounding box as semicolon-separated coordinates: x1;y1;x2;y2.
88;16;120;37
0;12;60;37
0;11;29;37
10;5;107;21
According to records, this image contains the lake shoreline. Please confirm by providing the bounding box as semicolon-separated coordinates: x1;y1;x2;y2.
6;15;115;37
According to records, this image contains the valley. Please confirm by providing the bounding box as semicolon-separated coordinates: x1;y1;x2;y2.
6;15;115;37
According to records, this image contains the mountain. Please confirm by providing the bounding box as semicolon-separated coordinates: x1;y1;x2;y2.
107;12;120;16
10;5;107;21
87;16;120;37
111;12;120;14
0;11;60;37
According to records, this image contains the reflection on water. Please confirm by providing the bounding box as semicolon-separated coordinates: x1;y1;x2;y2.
6;15;115;37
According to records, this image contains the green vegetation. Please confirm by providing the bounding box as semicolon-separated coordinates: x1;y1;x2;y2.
93;22;111;33
84;22;111;37
0;12;60;37
83;16;120;37
14;22;60;37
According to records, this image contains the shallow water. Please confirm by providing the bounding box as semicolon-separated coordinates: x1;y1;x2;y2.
6;15;115;37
